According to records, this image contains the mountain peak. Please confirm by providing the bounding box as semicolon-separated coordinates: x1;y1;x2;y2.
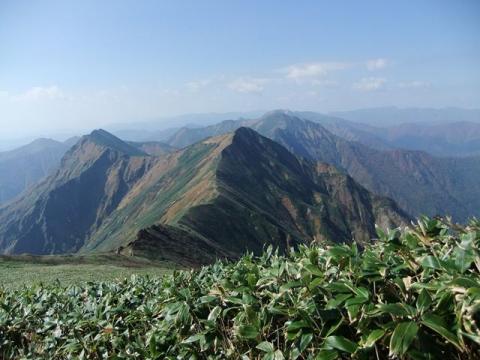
83;129;146;156
261;109;296;119
233;126;258;138
267;109;294;115
90;128;112;138
230;127;280;151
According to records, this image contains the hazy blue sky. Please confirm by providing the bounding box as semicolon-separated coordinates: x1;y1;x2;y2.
0;0;479;136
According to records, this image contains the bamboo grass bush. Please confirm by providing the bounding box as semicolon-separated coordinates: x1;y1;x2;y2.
1;217;479;359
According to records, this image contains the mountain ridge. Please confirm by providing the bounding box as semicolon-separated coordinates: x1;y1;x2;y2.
0;128;409;266
162;111;480;221
0;130;156;254
106;127;409;265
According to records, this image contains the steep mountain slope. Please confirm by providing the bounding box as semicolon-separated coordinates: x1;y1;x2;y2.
0;128;408;266
166;119;256;148
63;136;81;147
294;111;392;150
127;141;176;156
299;112;480;157
374;121;480;157
0;130;154;254
108;111;264;142
111;128;180;143
271;120;480;221
164;111;480;221
0;138;72;204
87;128;408;265
330;107;480;126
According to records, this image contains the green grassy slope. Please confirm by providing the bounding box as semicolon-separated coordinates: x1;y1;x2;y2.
84;140;223;252
0;254;173;289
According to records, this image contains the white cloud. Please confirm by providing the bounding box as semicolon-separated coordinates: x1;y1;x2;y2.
353;77;387;91
283;62;349;80
160;88;181;96
366;58;388;71
185;79;211;92
311;79;338;87
92;85;129;101
398;81;430;89
228;77;268;93
13;85;66;101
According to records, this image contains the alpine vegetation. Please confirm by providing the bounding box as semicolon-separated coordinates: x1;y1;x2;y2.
1;217;479;359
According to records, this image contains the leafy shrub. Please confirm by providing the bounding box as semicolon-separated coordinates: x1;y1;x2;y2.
0;217;479;359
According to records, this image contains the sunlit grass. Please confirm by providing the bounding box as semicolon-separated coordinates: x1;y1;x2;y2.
0;254;173;289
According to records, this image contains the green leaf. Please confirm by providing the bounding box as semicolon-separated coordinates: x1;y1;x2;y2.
280;281;303;292
262;350;284;360
305;264;323;277
389;321;418;356
324;317;344;337
421;314;462;350
455;234;476;273
373;303;415;317
267;306;288;315
416;289;432;313
207;305;222;322
308;277;324;290
273;350;284;360
450;276;479;289
182;334;203;344
287;320;310;332
324;335;358;353
299;333;313;352
247;273;257;287
362;329;385;348
289;347;301;360
237;325;259;339
353;287;370;299
226;296;245;305
327;246;351;259
262;353;275;360
198;295;217;304
149;334;158;357
345;296;368;307
315;349;339;360
460;331;480;345
325;293;352;309
256;341;274;353
325;282;351;293
420;256;442;270
347;304;360;320
376;226;386;240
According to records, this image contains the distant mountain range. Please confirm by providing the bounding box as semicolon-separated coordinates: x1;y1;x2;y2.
1;108;479;265
0;137;77;204
112;108;480;157
106;111;265;142
128;141;176;156
163;111;480;221
0;127;408;265
330;107;480;127
301;112;480;157
0;136;173;205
